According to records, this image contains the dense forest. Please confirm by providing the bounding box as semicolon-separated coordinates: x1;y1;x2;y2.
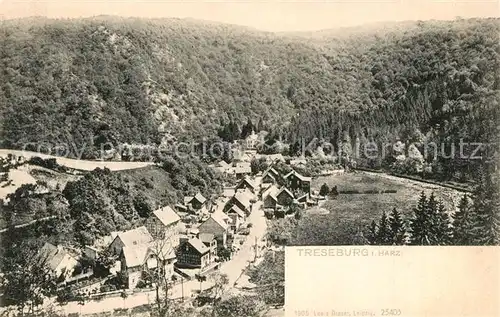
1;17;499;183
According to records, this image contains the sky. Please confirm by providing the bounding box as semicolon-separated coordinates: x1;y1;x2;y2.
0;0;498;32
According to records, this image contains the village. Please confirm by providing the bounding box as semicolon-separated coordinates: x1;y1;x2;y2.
4;130;327;316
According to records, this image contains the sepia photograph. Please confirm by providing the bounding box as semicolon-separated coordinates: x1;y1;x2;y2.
0;0;498;316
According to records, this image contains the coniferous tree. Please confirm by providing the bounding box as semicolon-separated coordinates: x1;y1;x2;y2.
388;208;406;245
319;183;330;197
241;118;254;139
471;166;500;245
452;195;474;245
229;121;241;141
434;202;453;245
376;211;391;245
409;191;432;245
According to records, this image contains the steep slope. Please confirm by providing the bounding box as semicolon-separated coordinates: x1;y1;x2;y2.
1;17;498;172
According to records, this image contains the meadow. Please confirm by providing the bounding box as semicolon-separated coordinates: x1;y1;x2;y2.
290;172;465;245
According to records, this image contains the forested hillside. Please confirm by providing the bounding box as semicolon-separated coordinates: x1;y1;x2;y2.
1;17;498;181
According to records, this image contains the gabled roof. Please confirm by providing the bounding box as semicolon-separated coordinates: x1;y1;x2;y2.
283;170;311;182
153;206;181;227
290;159;307;166
233;190;253;209
38;242;75;272
261;173;276;182
296;194;308;202
277;187;295;199
122;241;176;269
122;246;148;268
217;160;230;168
222;188;236;197
184;196;193;205
262;185;280;200
187;238;210;255
194;193;207;204
207;211;229;231
175;203;188;211
263;167;279;177
227;205;245;218
237;177;257;190
116;226;153;248
235;162;252;174
267;154;284;161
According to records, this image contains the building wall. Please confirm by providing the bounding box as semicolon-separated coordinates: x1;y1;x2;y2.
263;195;277;209
198;218;227;248
109;237;126;256
55;255;78;280
227;213;240;232
191;200;204;210
178;252;202;268
262;175;275;184
277;191;294;206
127;269;142;290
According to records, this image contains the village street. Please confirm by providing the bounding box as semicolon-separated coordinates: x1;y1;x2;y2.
49;201;268;315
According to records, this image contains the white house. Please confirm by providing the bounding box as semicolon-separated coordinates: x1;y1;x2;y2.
38;243;79;282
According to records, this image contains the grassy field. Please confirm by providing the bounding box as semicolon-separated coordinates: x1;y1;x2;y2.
290;172;464;245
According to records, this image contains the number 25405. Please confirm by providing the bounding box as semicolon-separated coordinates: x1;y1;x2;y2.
381;309;401;316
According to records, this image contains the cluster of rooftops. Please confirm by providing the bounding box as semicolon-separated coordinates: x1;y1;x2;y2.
36;159;314;287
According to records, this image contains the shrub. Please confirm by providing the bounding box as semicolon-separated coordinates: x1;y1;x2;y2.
319;183;330;196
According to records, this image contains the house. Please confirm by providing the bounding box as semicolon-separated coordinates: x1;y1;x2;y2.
120;241;176;289
233;149;253;163
185;193;208;211
290;158;307;167
146;206;182;246
222;187;237;198
261;167;280;184
275;187;295;206
234;162;252;179
198;212;230;249
225;205;246;232
176;238;211;269
245;130;259;150
174;203;189;214
109;226;153;257
235;176;258;193
213;160;233;175
295;193;317;208
199;233;218;262
283;170;312;194
262;185;280;210
38;243;79;281
266;154;284;163
83;246;99;261
224;189;253;216
244;149;258;157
